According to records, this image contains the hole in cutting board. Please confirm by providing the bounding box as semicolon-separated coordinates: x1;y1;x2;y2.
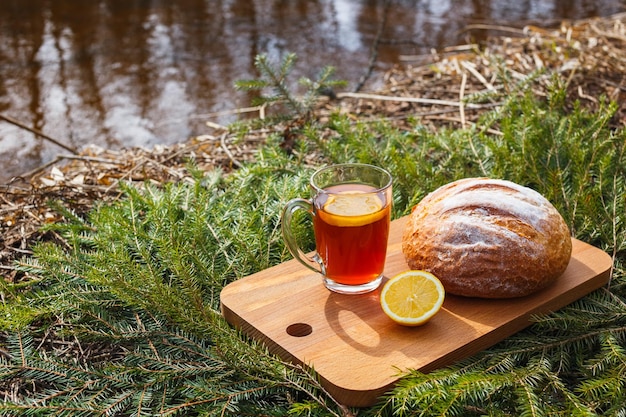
286;323;313;337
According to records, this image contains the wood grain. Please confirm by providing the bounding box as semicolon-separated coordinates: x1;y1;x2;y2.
220;216;613;407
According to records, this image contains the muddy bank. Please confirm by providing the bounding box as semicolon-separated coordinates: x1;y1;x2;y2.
1;0;624;183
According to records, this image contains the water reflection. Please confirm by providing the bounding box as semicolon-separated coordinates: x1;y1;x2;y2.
0;0;623;183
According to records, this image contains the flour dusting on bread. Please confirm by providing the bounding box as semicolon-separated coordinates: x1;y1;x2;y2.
402;178;572;298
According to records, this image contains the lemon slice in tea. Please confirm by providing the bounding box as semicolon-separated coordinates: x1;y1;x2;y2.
319;191;386;227
380;270;445;326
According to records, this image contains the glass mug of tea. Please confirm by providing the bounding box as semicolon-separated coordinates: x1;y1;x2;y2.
281;163;393;294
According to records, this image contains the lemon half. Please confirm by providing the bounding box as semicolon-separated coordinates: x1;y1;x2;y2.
380;270;445;326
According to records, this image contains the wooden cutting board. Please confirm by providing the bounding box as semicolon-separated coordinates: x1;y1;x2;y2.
220;216;613;407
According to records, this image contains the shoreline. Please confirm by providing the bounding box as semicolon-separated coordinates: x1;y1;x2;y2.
1;12;625;281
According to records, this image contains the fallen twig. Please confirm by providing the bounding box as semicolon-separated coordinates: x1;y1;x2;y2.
0;114;79;154
336;92;490;109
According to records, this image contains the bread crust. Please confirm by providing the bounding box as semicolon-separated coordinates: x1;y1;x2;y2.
401;178;572;298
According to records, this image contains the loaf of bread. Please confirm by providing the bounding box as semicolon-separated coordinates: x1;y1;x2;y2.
401;178;572;298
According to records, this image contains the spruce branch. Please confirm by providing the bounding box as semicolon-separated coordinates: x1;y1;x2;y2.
1;71;626;415
235;52;346;118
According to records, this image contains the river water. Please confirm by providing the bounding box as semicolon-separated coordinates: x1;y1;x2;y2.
1;0;624;183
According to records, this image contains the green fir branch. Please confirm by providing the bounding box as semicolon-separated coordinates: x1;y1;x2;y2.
235;52;346;118
1;54;626;416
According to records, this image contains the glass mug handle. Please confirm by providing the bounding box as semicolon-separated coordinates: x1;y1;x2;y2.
281;198;325;275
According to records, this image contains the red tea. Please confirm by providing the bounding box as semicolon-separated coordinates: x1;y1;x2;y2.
313;183;391;285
